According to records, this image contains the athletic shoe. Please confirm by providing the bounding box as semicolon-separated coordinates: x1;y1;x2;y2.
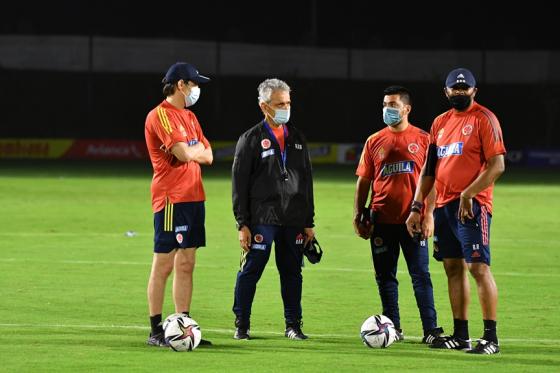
285;321;308;340
234;327;250;340
147;331;168;347
422;327;444;344
430;335;472;350
394;328;404;342
234;317;250;340
466;339;500;354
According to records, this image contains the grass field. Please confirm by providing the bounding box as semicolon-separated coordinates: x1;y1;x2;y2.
1;161;559;372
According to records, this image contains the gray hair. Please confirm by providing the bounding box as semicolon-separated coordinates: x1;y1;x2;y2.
258;78;291;104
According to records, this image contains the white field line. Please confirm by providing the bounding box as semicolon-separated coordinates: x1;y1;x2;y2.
0;323;559;344
0;258;559;278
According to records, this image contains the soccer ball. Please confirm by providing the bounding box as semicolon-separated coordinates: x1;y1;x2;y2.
163;313;202;351
360;314;397;348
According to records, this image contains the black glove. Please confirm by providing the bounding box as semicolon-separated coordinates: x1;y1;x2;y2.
359;207;375;225
302;237;323;264
412;231;423;244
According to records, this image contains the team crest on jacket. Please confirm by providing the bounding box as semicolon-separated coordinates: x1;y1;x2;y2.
261;139;271;149
176;233;184;244
373;237;383;246
295;233;304;245
254;234;264;243
462;124;473;136
408;143;419;154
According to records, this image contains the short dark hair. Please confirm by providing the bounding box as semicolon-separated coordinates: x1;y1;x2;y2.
163;82;179;97
383;85;411;105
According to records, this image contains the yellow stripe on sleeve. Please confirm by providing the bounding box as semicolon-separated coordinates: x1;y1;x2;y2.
157;107;173;135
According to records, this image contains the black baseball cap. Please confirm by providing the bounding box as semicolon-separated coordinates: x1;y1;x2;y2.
162;62;210;84
445;68;476;88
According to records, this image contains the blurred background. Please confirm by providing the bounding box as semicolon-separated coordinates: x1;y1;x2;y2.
1;0;559;165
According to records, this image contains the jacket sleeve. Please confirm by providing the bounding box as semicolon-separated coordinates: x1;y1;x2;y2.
232;133;253;228
303;135;315;228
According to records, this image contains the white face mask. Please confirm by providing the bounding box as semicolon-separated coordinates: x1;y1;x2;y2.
184;86;200;107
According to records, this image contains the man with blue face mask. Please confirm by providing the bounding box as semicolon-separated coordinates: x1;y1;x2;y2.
144;62;213;347
354;85;444;345
231;78;316;341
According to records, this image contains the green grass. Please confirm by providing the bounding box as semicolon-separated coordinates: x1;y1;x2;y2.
1;161;559;372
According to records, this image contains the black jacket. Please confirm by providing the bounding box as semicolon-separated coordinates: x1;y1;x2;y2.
232;120;315;228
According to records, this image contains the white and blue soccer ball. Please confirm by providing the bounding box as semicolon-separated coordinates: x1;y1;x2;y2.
163;313;202;352
360;314;397;348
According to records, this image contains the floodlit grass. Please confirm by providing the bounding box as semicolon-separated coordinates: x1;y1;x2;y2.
0;161;559;372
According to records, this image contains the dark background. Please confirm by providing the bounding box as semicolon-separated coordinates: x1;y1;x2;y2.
1;1;558;148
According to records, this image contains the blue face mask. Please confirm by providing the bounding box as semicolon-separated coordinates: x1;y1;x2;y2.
383;107;402;127
272;108;290;124
264;102;291;124
184;86;200;107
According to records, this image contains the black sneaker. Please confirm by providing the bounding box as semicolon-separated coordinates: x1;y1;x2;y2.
394;328;404;342
430;335;472;350
234;327;250;340
466;339;500;354
147;331;168;347
285;321;308;340
234;318;250;340
422;327;444;344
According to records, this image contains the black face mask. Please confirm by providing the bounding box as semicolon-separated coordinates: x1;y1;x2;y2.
448;95;471;111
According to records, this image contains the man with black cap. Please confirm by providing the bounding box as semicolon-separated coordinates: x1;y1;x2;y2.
144;62;213;346
406;68;506;354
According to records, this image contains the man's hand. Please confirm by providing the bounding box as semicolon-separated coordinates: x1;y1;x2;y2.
239;226;251;252
303;227;315;246
421;213;434;239
353;214;372;240
406;211;422;238
459;192;474;224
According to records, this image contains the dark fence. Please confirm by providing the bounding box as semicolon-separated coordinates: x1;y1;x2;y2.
1;69;558;149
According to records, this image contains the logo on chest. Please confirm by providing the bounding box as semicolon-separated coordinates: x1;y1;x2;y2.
462;124;473;136
437;142;463;158
380;160;414;177
408;143;419;154
261;139;271;149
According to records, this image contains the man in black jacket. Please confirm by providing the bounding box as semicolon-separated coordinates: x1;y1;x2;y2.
232;78;315;341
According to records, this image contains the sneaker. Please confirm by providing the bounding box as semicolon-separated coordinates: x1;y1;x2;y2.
466;339;500;354
234;327;250;340
147;331;168;347
285;321;308;340
422;327;444;344
394;328;404;342
234;317;250;340
430;335;472;350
